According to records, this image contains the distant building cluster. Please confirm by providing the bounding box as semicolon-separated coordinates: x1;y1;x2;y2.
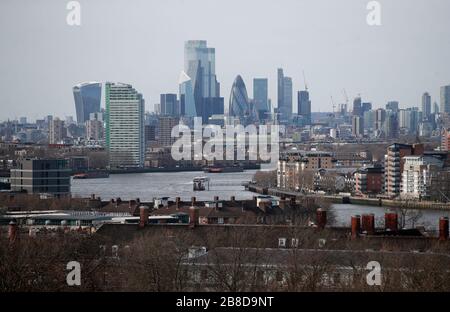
277;142;450;201
1;40;450;176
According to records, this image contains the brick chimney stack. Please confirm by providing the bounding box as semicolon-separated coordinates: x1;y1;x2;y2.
139;205;149;228
351;215;361;239
385;212;398;232
8;220;18;244
189;206;200;228
361;214;375;235
316;208;327;229
439;217;449;241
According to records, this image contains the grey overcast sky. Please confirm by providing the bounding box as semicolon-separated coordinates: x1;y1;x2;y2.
0;0;449;121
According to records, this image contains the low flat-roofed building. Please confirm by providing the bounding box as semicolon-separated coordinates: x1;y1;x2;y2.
10;158;71;196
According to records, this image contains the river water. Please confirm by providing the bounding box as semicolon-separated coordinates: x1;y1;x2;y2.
72;171;449;231
71;170;258;202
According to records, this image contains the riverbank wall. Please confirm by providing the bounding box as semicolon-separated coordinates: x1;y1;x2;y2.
247;184;450;211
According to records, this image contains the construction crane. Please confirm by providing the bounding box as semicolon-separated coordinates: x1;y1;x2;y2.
330;96;336;114
302;70;308;91
342;89;349;114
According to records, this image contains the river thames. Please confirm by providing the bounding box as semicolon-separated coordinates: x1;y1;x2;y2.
72;171;450;231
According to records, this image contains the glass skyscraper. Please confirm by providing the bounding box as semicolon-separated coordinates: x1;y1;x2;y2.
422;92;431;120
441;85;450;114
352;97;362;117
297;90;311;125
277;68;292;124
105;82;145;168
253;78;269;120
179;70;196;117
73;82;102;125
184;40;223;123
229;75;258;125
160;93;179;116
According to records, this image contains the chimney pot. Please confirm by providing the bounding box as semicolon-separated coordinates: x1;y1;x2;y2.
439;217;449;241
316;208;327;229
139;205;149;228
351;215;361;239
385;212;398;232
8;220;18;243
189;206;200;228
361;214;375;235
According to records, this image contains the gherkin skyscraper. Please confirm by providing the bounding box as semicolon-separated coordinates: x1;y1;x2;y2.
228;75;258;125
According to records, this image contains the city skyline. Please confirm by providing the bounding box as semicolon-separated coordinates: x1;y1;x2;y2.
1;0;450;121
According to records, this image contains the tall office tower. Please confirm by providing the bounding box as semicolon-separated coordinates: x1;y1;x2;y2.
44;115;53;130
352;115;364;137
158;116;179;147
228;75;258;125
184;40;223;123
297;90;311;125
160;94;179;116
73;82;102;125
375;108;386;130
352;97;362;116
179;71;196;117
105;82;145;168
385;143;424;196
277;69;284;118
422;92;431;120
433;102;440;114
441;85;450;114
253;78;269;121
383;110;399;139
363;110;376;131
362;102;372;114
154;103;161;115
386;101;399;113
283;77;293;122
49;118;66;144
277;68;293;124
399;108;421;134
145;124;156;145
85;119;104;141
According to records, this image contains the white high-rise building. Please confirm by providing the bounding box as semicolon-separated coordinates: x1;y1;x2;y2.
105;82;145;168
49;118;66;144
401;156;443;199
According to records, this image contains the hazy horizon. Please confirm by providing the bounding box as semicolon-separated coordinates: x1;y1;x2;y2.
1;0;450;121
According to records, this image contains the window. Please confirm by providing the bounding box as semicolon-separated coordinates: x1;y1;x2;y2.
278;238;286;248
218;217;224;224
291;238;299;248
